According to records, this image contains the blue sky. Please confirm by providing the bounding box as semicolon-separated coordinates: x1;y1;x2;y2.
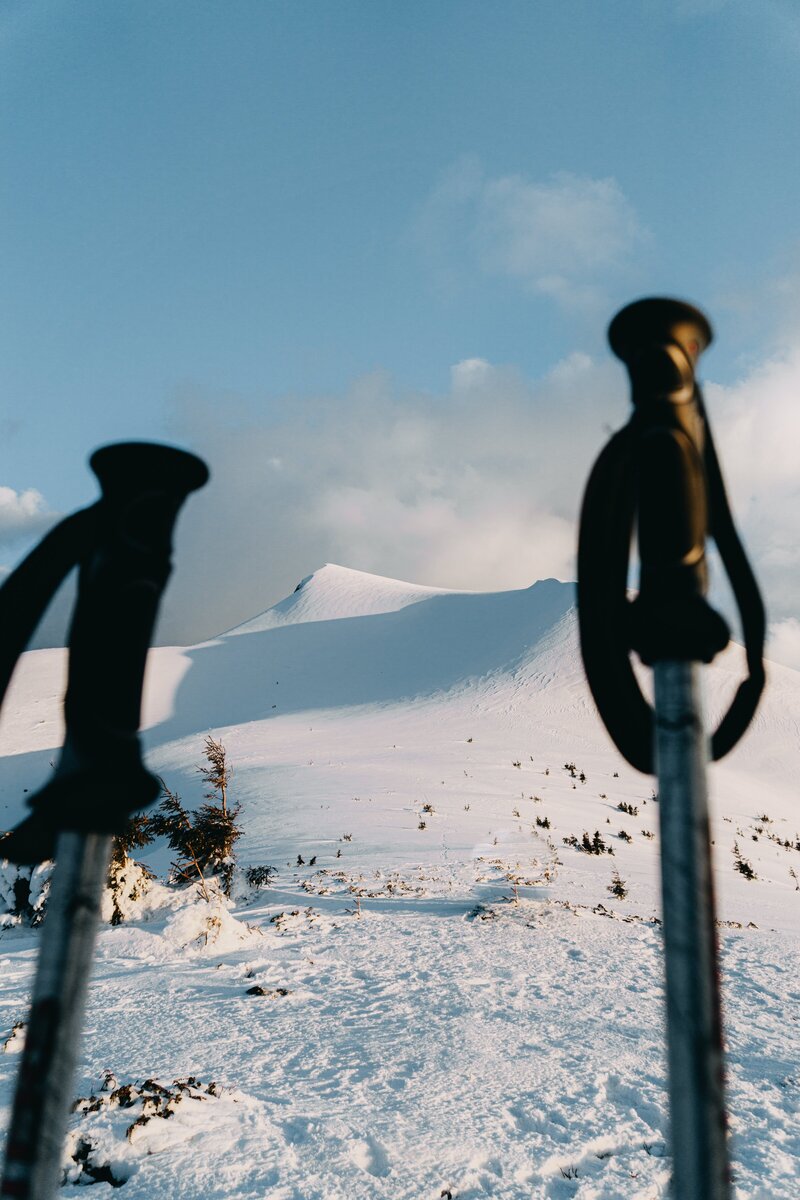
1;1;799;649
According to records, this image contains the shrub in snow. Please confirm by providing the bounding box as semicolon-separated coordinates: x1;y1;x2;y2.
66;1075;238;1187
148;736;242;900
196;736;241;896
2;1021;26;1053
0;858;53;926
733;841;757;880
244;865;276;889
572;830;614;855
107;815;155;925
608;869;628;900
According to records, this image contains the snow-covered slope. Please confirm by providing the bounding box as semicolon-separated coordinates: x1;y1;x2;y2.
1;564;799;1199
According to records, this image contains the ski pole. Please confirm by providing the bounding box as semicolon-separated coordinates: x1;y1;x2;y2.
0;442;208;1200
577;298;765;1200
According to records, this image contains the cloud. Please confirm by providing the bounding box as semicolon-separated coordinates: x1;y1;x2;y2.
0;486;56;546
5;328;795;654
154;324;800;648
417;158;647;309
160;353;625;644
705;344;800;623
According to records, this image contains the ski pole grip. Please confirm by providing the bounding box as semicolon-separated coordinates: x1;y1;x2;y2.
577;296;765;772
608;296;712;374
5;443;209;862
611;299;729;664
67;442;209;747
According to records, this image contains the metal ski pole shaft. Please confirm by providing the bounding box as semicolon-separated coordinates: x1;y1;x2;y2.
654;661;728;1199
615;302;731;1200
1;834;111;1200
0;442;209;1200
578;298;765;1200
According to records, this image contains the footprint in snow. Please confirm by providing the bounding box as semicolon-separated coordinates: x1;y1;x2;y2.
349;1133;391;1177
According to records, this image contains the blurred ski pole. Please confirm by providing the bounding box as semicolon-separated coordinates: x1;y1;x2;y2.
0;443;208;1200
576;298;766;1200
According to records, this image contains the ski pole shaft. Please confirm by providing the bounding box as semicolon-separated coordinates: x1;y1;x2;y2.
616;301;731;1199
1;834;110;1200
654;661;729;1200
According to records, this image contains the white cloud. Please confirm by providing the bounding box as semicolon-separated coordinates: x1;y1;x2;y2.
162;353;625;643
706;345;800;622
479;173;643;279
450;358;491;388
0;486;55;546
62;325;789;648
418;158;647;309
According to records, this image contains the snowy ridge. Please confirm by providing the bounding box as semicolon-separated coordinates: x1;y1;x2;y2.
223;562;455;635
1;564;800;1198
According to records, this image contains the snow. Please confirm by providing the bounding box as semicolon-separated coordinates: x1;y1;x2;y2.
1;563;799;1197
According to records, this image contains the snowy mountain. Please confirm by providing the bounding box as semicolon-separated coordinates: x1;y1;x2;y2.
1;564;799;1198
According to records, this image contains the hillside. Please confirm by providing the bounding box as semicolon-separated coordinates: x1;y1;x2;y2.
1;565;799;1198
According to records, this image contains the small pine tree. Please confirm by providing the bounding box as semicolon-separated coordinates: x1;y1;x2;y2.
148;738;242;898
196;736;241;896
198;736;231;817
608;869;628;900
732;841;757;881
147;784;212;900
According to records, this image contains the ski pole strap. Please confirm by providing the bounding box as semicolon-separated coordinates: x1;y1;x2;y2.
1;443;209;864
577;298;766;774
0;508;99;716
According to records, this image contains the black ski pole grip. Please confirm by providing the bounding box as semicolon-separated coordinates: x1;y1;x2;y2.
612;299;730;665
577;297;766;773
2;442;209;864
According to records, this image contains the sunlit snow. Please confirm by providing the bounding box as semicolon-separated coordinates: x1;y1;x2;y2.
1;565;799;1198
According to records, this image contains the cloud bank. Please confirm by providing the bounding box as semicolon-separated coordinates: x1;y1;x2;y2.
152;338;800;656
15;341;800;665
159;353;625;644
0;486;55;546
417;159;648;310
706;345;800;625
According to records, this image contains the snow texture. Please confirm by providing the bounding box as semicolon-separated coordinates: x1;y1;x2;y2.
1;564;799;1197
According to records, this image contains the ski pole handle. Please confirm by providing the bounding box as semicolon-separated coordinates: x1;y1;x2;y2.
2;442;209;864
61;442;209;796
577;297;764;772
609;298;728;665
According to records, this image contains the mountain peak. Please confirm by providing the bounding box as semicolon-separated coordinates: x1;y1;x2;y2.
222;563;467;636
